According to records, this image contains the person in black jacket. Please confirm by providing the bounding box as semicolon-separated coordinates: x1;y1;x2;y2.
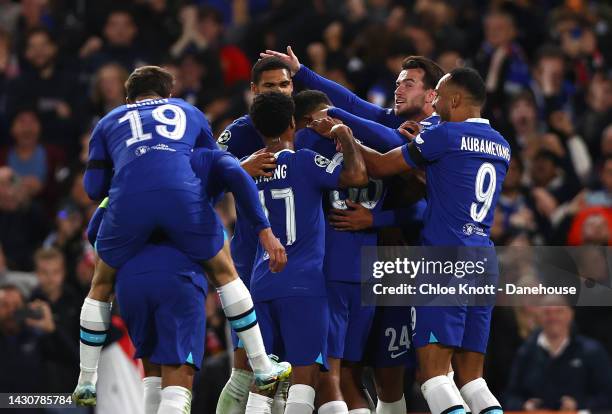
505;296;612;411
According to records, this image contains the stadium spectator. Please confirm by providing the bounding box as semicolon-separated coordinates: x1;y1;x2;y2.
0;166;49;270
1;109;66;204
81;9;151;74
529;45;576;121
6;28;83;148
29;246;80;393
0;284;45;393
578;74;612;158
505;298;612;411
89;62;128;122
0;243;37;297
476;10;530;122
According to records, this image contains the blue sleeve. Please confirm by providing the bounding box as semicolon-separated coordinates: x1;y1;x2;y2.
372;200;426;228
211;153;270;234
328;107;406;152
84;122;112;200
297;149;342;190
87;198;108;246
294;65;403;128
194;109;217;149
294;129;316;151
401;124;448;168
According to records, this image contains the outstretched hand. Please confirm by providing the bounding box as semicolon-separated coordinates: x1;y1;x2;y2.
397;120;422;141
308;117;342;138
260;46;301;75
241;148;277;177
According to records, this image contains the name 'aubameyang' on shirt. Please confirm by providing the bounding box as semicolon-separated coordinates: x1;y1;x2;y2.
460;136;510;162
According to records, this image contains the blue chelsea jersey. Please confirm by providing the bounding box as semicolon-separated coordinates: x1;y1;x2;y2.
401;118;511;246
90;98;216;197
216;114;265;282
250;149;342;301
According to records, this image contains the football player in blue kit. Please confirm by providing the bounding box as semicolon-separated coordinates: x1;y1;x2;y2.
82;144;290;414
244;92;368;414
216;57;296;414
293;90;396;414
75;66;289;406
356;68;509;414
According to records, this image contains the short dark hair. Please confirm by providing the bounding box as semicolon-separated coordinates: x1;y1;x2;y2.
249;92;295;138
534;149;561;166
293;90;331;122
125;65;174;101
510;89;536;109
251;57;292;84
199;5;223;24
401;56;445;90
535;45;565;65
448;67;486;106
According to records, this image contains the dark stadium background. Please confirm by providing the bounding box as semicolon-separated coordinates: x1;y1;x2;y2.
0;0;611;412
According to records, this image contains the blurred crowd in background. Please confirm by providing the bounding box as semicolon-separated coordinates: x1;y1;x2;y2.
0;0;611;412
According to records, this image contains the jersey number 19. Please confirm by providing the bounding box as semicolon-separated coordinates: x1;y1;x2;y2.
119;104;187;147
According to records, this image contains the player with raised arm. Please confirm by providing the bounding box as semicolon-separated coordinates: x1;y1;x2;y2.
292;58;447;414
74;66;289;406
354;68;509;414
244;92;368;414
216;56;295;414
261;47;438;133
293;90;387;414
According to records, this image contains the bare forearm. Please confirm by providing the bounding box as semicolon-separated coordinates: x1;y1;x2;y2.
358;143;410;178
338;134;368;188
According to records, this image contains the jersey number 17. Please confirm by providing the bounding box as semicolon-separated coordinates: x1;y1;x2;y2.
259;188;296;246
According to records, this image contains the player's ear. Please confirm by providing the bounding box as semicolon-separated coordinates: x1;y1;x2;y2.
425;89;436;104
289;116;296;130
451;93;461;108
250;82;258;94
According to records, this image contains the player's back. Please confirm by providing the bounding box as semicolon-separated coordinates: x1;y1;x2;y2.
97;98;214;196
217;115;264;159
251;148;341;301
420;119;510;246
296;128;385;283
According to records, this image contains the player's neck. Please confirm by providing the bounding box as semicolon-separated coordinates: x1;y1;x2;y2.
132;94;163;103
265;138;293;154
451;108;482;123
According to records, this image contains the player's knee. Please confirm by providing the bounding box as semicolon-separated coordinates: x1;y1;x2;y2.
374;375;403;402
454;369;481;389
292;365;320;388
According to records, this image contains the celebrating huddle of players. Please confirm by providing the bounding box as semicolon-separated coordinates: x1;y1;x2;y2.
71;45;511;414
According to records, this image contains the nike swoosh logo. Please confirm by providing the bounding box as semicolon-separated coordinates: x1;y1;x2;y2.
390;350;408;359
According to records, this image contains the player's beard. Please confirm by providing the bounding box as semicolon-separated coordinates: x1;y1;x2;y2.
395;96;426;120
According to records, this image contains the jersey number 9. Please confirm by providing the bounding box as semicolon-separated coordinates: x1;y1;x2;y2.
470;162;496;222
